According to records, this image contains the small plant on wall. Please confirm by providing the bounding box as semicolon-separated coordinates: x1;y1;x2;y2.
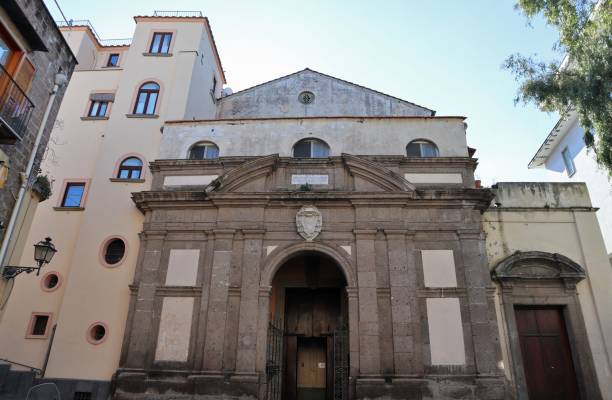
33;174;52;201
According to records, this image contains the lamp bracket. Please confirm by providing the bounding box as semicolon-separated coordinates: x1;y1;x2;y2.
2;265;40;279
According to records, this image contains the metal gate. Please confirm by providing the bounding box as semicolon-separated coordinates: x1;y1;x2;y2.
266;318;284;400
333;326;349;400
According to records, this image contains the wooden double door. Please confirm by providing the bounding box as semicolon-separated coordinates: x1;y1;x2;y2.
515;307;579;400
283;288;346;400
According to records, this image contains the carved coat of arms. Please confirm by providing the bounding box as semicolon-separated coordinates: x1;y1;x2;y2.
296;205;322;241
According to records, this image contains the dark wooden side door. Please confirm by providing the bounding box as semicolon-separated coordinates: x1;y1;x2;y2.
515;307;579;400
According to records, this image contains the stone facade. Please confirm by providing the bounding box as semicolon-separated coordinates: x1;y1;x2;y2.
114;153;505;399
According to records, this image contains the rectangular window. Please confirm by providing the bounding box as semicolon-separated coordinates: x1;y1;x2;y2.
212;76;217;94
106;53;119;67
149;32;172;54
61;182;86;207
562;147;576;177
88;100;109;117
30;314;49;336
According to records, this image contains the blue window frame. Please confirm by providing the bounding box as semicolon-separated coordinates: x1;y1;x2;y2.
61;182;85;207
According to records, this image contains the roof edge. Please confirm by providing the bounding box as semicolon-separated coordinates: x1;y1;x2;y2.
528;111;578;169
165;115;466;125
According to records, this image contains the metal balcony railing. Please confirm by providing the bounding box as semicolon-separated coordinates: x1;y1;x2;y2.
0;64;34;144
56;20;133;47
152;10;203;17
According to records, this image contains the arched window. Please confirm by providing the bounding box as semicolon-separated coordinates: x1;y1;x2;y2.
406;139;439;157
189;141;219;159
117;157;143;179
133;82;160;115
293;138;330;158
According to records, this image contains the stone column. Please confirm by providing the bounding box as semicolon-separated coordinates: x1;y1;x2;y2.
386;230;416;375
459;230;498;374
124;231;166;368
375;230;394;375
354;229;381;375
235;230;265;373
347;286;360;377
223;231;245;372
202;229;235;371
255;286;272;373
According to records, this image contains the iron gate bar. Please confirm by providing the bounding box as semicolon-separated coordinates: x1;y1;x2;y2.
333;326;349;400
266;318;283;400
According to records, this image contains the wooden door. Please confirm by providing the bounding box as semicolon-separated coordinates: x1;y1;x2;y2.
296;338;326;400
515;307;579;400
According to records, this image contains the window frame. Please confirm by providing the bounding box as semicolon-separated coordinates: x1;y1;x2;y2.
40;271;62;292
188;141;220;160
99;235;128;268
132;81;160;115
106;53;120;67
55;179;90;210
25;312;52;339
86;322;109;345
561;147;576;177
116;157;143;180
406;139;440;157
292;138;330;158
61;182;86;208
87;100;109;118
148;32;173;54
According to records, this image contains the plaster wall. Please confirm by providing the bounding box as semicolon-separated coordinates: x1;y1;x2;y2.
543;119;612;253
217;69;433;118
0;17;222;382
483;182;612;399
160;117;469;159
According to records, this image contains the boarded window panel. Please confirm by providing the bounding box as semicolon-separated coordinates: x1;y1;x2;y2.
421;250;457;288
14;58;35;93
155;297;194;362
426;298;465;365
165;249;200;286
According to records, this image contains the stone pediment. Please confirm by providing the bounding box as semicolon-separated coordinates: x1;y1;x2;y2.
206;154;416;195
217;68;434;119
492;251;586;282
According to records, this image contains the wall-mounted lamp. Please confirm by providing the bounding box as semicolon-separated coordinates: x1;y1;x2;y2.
2;237;57;279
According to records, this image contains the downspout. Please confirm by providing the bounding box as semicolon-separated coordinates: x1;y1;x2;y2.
41;323;57;378
0;72;67;268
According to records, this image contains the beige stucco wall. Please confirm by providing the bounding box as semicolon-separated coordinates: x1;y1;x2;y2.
160;117;469;159
483;182;612;399
0;16;223;380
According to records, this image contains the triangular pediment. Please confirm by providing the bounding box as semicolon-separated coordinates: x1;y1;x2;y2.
217;68;434;119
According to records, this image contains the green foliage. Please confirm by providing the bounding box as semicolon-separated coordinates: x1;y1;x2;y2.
33;174;52;201
504;0;612;173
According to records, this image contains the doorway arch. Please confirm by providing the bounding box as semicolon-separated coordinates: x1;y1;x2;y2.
263;247;353;400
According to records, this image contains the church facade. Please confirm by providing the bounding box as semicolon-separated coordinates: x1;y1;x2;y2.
1;12;611;400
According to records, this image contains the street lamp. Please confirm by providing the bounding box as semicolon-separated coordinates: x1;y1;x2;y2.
2;237;57;279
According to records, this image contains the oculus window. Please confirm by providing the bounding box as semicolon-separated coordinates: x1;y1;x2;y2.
293;138;330;158
104;238;126;265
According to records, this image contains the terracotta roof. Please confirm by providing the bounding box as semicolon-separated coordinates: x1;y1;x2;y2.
219;68;435;115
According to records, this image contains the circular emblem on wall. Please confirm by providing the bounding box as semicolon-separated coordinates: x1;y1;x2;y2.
296;205;322;241
298;91;315;104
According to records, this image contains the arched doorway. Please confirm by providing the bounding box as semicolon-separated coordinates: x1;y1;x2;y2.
266;252;349;400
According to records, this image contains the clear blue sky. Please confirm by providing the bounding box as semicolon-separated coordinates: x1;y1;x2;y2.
44;0;563;185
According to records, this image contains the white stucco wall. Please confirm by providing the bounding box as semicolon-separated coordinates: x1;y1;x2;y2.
160;117;469;159
543;118;612;253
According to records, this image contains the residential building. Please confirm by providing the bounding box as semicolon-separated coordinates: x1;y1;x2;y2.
529;111;612;256
0;0;75;322
1;11;611;400
0;11;223;399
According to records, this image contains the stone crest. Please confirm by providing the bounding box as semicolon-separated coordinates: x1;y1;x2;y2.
296;205;322;241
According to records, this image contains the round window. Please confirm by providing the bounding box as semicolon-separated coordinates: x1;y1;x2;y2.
298;91;315;104
104;238;125;265
87;323;107;344
41;272;61;292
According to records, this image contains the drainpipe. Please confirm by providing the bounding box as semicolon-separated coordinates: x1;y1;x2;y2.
0;72;67;268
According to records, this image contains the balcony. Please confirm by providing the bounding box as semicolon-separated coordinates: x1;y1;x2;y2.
0;64;34;144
